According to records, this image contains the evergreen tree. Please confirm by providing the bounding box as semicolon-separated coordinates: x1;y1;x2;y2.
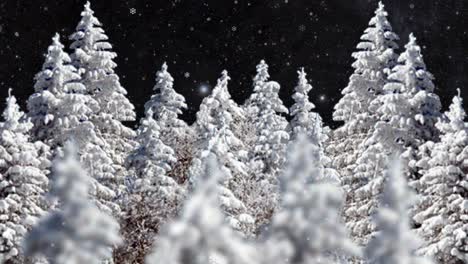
191;70;254;234
327;1;399;223
289;68;322;143
145;62;188;148
263;135;358;264
146;153;258;264
145;62;194;186
27;34;119;215
348;33;442;245
0;92;50;263
24;142;121;264
413;90;468;263
70;1;136;188
365;158;433;264
118;108;185;263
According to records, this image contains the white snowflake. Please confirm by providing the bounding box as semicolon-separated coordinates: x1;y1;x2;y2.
232;26;237;32
184;72;190;78
130;8;136;15
299;25;306;32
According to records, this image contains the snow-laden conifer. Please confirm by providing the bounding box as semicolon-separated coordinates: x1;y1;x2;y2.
70;1;136;187
191;70;254;234
0;92;50;263
27;34;119;215
24;142;121;264
365;158;433;264
263;135;358;264
145;62;188;147
328;1;399;186
146;153;258;264
413;90;468;263
348;33;442;245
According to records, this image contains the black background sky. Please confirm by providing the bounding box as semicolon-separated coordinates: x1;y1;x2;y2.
0;0;466;128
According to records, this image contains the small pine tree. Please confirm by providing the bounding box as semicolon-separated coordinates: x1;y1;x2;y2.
365;158;433;264
263;135;359;264
413;90;468;263
24;142;122;264
146;153;258;264
118;108;185;263
70;1;137;189
0;92;50;263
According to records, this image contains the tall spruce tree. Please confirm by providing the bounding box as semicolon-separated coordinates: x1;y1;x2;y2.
191;70;254;235
347;33;442;245
0;92;50;263
413;90;468;263
327;1;399;201
27;34;118;215
70;1;136;189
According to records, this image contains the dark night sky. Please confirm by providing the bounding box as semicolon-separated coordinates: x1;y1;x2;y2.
0;0;467;128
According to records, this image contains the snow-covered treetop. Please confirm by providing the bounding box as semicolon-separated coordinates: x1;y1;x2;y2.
253;59;270;90
437;89;466;133
145;62;187;129
333;1;399;126
70;1;110;55
365;158;433;264
385;34;433;94
362;1;399;52
3;89;30;133
196;70;244;140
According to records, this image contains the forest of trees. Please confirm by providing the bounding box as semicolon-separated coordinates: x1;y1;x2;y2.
0;1;466;264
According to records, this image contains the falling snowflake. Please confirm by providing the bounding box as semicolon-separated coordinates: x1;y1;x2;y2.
130;8;136;15
299;25;306;32
184;72;190;78
232;26;237;32
14;32;19;37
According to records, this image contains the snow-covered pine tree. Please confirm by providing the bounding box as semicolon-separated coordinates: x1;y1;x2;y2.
27;34;119;216
145;62;194;185
24;142;121;264
118;108;186;263
251;79;289;179
263;135;359;264
239;60;271;149
191;70;255;235
70;1;136;190
290;68;321;142
327;1;399;205
348;33;442;245
146;153;258;264
365;158;433;264
0;92;50;263
289;68;338;182
145;62;188;147
412;90;468;263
